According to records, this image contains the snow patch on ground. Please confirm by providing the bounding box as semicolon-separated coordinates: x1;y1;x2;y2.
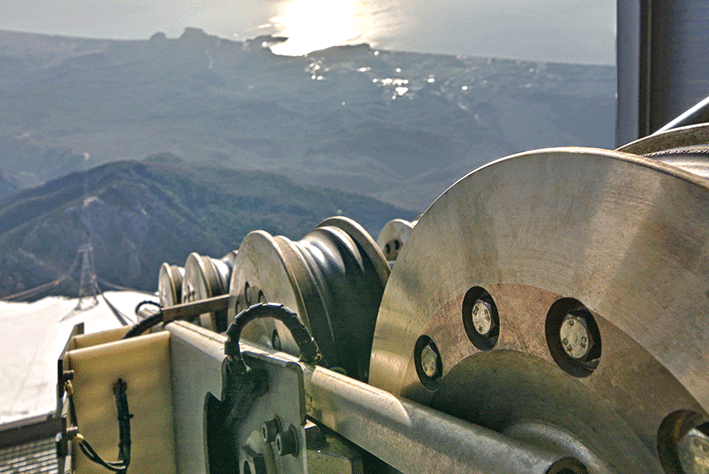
0;291;156;425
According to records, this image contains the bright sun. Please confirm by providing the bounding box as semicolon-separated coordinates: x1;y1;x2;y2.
270;0;364;56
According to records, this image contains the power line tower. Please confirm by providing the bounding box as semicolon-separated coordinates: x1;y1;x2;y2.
74;153;101;310
76;243;100;310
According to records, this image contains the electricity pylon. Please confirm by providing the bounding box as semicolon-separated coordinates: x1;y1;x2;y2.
76;243;100;310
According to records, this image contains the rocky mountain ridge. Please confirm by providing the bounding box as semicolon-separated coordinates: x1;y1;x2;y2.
0;159;416;298
0;28;616;210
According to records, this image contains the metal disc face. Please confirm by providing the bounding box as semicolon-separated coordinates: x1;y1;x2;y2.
182;252;230;331
158;263;183;307
369;147;709;472
229;231;297;353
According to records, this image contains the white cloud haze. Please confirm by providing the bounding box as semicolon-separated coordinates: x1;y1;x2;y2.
0;0;615;64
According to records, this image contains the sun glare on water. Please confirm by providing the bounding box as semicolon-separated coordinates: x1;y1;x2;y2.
270;0;369;56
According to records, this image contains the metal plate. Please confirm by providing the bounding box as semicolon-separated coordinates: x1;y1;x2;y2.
167;322;307;474
369;147;709;472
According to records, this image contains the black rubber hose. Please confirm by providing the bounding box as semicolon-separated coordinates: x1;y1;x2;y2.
122;311;163;339
113;379;132;468
74;378;132;473
225;303;324;374
134;300;161;314
120;301;163;339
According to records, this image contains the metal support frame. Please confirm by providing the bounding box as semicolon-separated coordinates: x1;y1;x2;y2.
166;321;585;474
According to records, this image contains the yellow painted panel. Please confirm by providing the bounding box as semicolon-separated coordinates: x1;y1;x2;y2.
67;332;176;474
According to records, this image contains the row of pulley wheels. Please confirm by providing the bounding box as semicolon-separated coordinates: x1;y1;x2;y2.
157;216;416;380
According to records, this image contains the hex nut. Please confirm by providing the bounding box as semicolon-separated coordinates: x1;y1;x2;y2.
420;342;441;378
471;298;496;336
559;314;594;359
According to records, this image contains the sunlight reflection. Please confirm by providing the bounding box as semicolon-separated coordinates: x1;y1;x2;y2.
270;0;367;56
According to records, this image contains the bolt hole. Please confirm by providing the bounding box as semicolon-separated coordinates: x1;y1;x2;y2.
658;410;709;474
244;282;251;306
462;286;499;351
546;456;588;474
414;335;442;392
272;330;282;351
545;298;601;378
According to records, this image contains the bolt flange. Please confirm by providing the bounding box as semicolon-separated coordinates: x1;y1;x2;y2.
261;417;281;443
275;425;299;457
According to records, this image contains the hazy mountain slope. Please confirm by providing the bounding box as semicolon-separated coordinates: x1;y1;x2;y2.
0;29;615;210
0;160;417;298
0;170;21;199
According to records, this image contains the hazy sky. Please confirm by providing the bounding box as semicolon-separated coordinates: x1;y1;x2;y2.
0;0;616;64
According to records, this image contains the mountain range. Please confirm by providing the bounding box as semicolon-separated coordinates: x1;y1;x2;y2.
0;28;616;298
0;28;616;210
0;158;417;298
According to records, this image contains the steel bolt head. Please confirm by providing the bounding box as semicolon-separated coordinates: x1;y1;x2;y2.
420;342;441;378
559;314;593;359
679;427;709;474
471;299;495;336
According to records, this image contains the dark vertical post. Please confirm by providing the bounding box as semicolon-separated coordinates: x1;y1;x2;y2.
616;0;709;147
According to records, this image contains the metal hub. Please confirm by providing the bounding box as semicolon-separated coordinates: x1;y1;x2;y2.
369;147;709;472
376;218;418;262
679;427;709;474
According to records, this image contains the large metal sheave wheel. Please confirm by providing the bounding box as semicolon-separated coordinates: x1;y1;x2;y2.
182;252;234;331
368;147;709;473
229;216;389;381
